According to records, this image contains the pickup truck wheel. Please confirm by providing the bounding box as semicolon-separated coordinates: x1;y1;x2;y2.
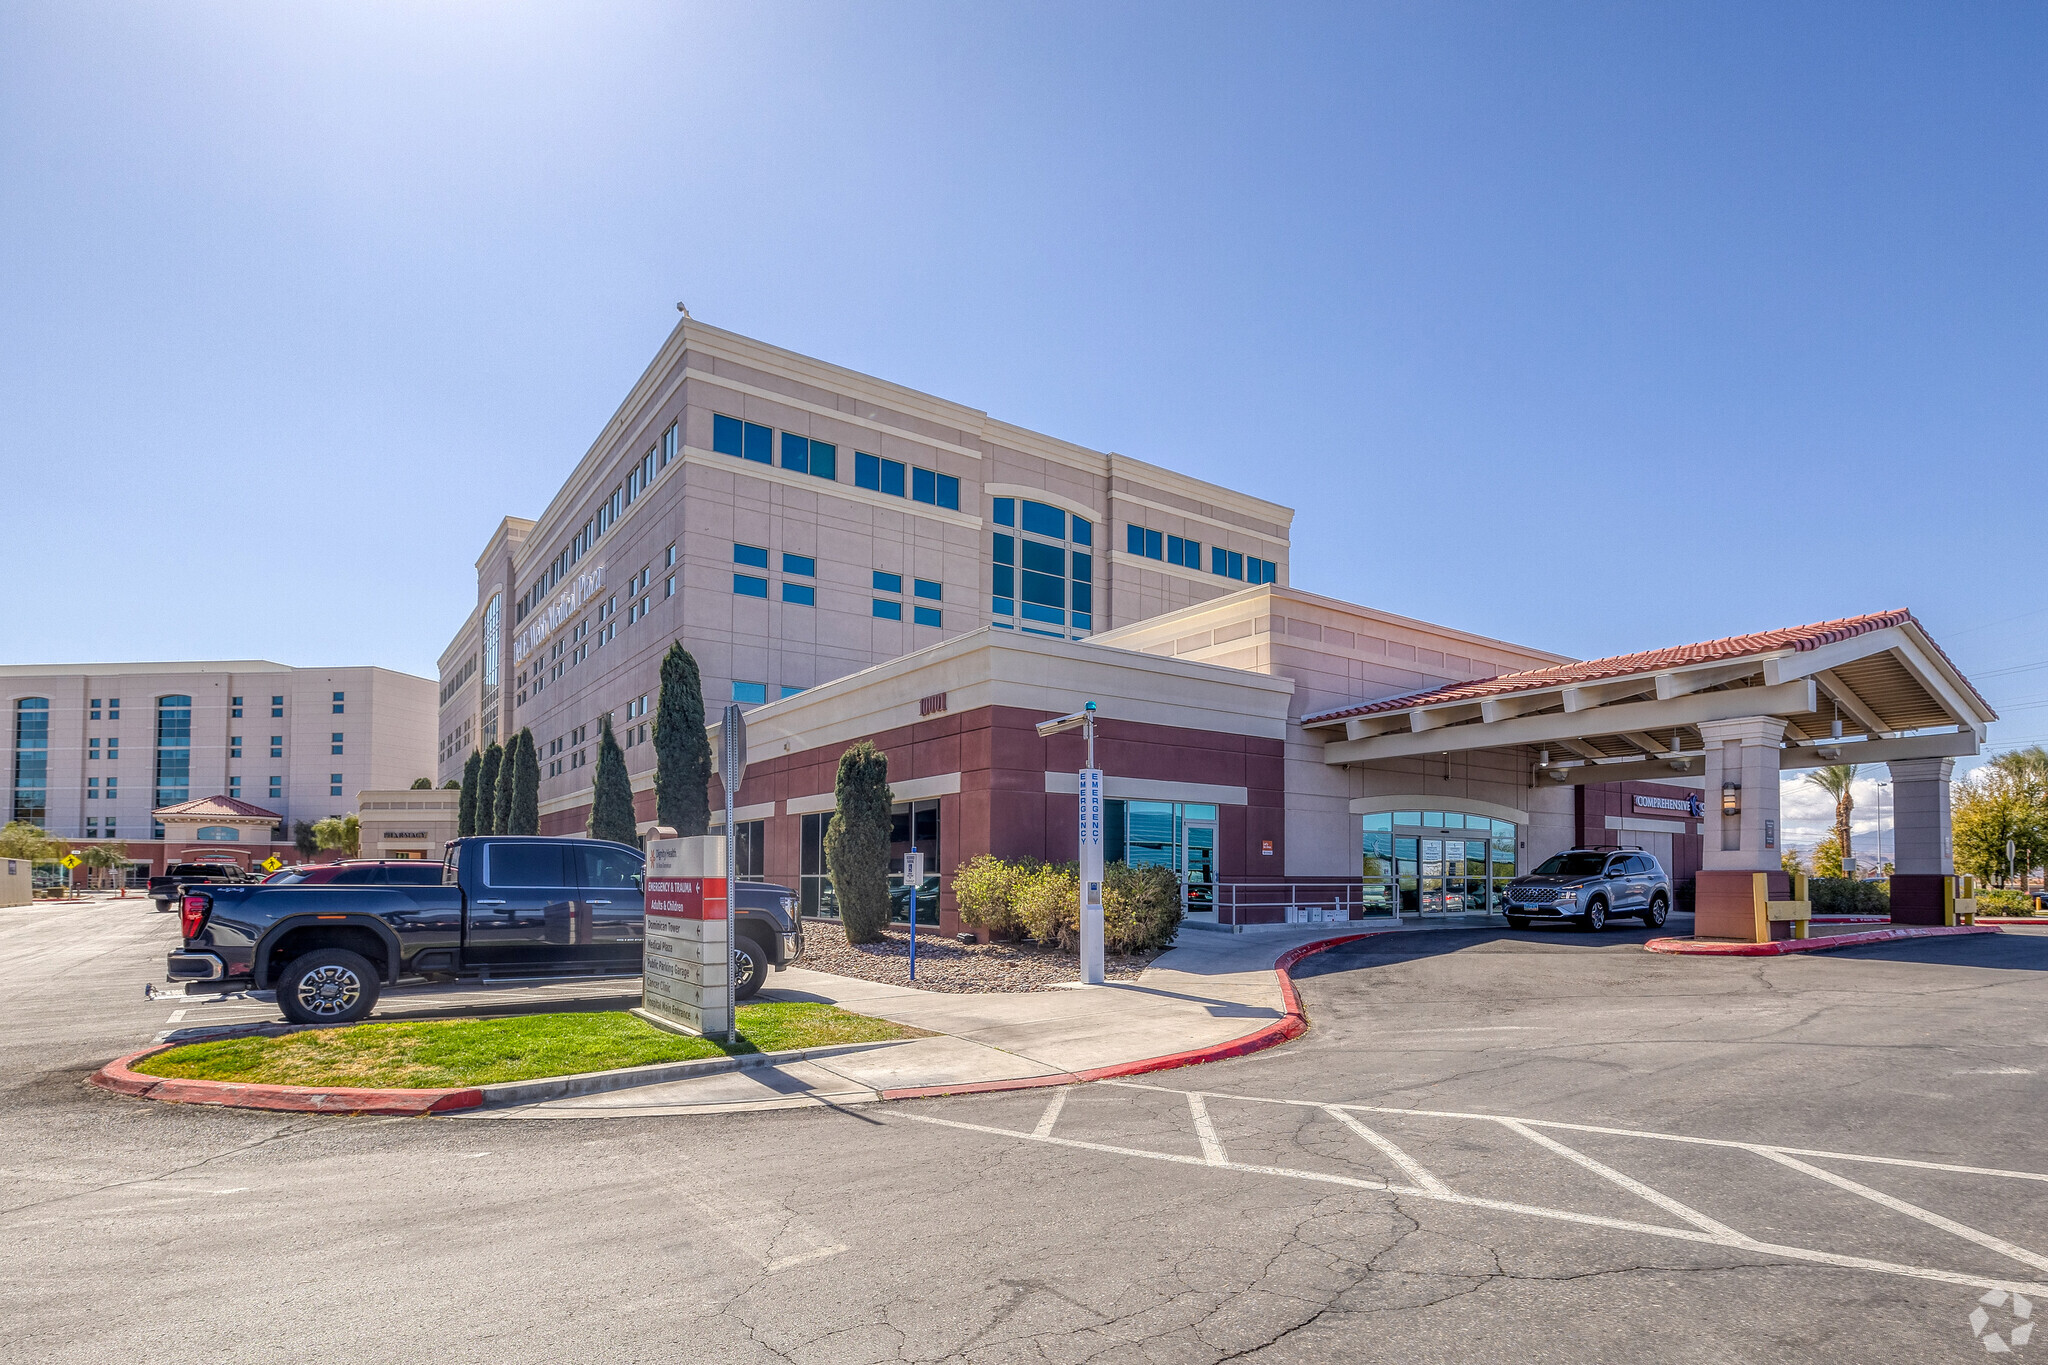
276;949;380;1026
731;935;770;1001
1642;894;1670;929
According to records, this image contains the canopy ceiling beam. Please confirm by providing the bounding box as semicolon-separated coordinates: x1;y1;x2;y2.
1321;679;1817;765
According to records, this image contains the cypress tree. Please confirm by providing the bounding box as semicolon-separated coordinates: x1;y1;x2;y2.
458;749;481;837
652;641;712;834
492;737;516;833
475;742;502;838
827;741;893;944
589;715;637;845
510;728;541;835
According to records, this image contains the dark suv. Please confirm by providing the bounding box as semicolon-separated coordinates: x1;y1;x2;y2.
1502;846;1671;932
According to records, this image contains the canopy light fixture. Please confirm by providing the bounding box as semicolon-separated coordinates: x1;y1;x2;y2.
1721;781;1741;817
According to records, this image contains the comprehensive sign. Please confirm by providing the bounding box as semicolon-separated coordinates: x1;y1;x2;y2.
1078;767;1104;984
1634;792;1706;818
640;836;730;1037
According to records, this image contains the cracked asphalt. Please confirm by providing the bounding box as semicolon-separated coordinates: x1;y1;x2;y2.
9;898;2048;1362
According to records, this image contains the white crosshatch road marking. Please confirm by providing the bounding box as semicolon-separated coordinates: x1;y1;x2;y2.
897;1080;2048;1298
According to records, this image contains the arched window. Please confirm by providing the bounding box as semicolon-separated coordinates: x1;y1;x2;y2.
155;695;192;812
12;698;49;825
194;826;241;842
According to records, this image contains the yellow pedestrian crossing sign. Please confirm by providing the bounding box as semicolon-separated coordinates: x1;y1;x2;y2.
261;856;282;872
60;853;81;869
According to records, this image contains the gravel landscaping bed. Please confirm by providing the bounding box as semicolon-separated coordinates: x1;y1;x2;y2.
793;920;1162;993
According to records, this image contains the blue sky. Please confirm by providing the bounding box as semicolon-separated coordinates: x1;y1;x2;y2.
3;3;2043;844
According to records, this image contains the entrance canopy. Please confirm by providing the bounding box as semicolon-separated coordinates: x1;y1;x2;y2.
1301;610;1997;783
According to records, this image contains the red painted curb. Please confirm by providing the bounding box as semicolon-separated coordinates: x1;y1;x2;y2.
1977;918;2048;925
1644;925;2003;956
88;1042;484;1116
879;932;1374;1101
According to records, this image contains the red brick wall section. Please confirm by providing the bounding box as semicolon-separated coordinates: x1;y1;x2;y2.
563;704;1288;935
1576;781;1705;892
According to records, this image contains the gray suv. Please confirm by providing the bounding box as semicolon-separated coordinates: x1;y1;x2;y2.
1502;846;1670;932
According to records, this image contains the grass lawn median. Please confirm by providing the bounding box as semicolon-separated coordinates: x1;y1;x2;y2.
134;1002;928;1090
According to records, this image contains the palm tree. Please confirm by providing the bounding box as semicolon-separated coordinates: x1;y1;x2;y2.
1805;765;1858;874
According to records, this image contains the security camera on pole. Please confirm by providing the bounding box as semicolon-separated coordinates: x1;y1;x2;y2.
1037;701;1103;986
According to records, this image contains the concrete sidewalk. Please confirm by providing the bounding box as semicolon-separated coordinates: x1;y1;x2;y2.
470;925;1356;1120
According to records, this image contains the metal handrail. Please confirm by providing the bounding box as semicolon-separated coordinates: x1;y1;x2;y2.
1207;880;1398;927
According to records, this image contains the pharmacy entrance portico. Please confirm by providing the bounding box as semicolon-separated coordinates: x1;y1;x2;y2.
1303;611;1998;940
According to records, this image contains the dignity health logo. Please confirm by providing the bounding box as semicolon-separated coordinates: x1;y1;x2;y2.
1971;1290;2034;1353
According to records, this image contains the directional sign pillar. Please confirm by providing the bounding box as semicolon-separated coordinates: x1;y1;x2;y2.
1078;766;1105;985
720;703;748;1046
638;835;730;1037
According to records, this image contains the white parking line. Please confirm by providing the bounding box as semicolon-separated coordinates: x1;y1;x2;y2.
1499;1117;1744;1242
1187;1092;1228;1166
1324;1107;1450;1196
1749;1146;2048;1275
899;1109;2048;1296
1032;1088;1069;1139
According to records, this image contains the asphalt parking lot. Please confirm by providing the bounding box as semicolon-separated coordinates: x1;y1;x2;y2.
7;899;2048;1362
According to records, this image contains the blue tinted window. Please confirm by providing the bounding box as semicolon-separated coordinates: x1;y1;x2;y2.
713;414;743;457
911;467;936;504
992;533;1013;565
872;599;903;620
992;564;1014;596
855;451;881;490
993;595;1015;615
873;571;903;594
913;578;942;600
780;685;805;699
1022;540;1063;575
733;543;768;568
1228;551;1244;580
782;583;815;606
914;606;942;628
1021;500;1063;539
1211;546;1227;575
1073;612;1093;631
1072;582;1093;615
782;553;815;576
809;442;836;480
1022;602;1064;625
1072;551;1092;583
993;498;1015;526
936;474;960;510
733;574;768;597
742;422;773;463
1021;570;1063;608
1127;524;1146;556
1071;517;1091;546
732;681;767;705
781;432;809;473
880;459;905;497
1144;529;1163;559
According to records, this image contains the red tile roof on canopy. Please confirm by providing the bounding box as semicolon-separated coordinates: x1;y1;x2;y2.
1301;610;1989;725
151;795;282;820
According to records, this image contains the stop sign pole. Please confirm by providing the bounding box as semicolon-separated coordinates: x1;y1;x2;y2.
722;702;748;1046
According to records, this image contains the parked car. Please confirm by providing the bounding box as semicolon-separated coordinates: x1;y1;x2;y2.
1501;846;1671;932
265;860;444;886
148;861;250;913
164;835;803;1024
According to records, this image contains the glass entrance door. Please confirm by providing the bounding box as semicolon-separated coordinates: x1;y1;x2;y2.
1370;811;1519;917
1181;820;1218;919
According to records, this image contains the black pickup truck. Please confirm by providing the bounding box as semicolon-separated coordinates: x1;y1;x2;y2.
149;861;251;913
165;835;803;1025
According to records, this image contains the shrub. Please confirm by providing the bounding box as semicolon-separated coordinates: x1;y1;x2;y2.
1016;863;1081;950
1103;861;1182;953
1975;886;2036;916
827;742;893;944
1807;877;1889;916
951;854;1035;938
653;642;712;835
